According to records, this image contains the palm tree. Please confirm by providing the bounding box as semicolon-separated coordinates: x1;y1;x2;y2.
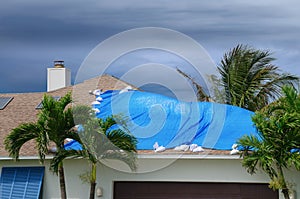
51;115;137;199
4;92;80;199
238;86;300;199
218;44;299;111
176;68;210;101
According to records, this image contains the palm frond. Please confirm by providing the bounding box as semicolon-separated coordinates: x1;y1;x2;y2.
217;44;299;111
50;149;89;174
238;134;278;177
238;85;300;196
4;123;47;161
98;116;117;133
101;150;137;171
106;129;137;152
77;114;138;171
238;134;262;153
177;68;210;101
58;92;72;111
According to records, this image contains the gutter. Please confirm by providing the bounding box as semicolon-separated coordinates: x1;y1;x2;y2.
0;156;54;161
0;154;241;161
138;153;241;160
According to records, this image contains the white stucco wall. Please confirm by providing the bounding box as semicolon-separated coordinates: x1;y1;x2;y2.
1;156;299;199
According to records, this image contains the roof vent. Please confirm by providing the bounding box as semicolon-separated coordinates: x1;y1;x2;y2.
54;60;64;68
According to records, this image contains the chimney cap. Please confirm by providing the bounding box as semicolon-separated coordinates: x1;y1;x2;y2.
54;60;64;68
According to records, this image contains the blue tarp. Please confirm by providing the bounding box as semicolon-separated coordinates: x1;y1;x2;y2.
90;90;257;150
64;140;83;150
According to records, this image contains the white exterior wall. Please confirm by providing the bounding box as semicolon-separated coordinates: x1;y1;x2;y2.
1;157;299;199
47;68;71;92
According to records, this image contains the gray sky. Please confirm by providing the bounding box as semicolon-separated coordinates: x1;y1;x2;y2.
1;0;300;95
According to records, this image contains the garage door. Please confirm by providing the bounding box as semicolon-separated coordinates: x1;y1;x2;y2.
114;182;278;199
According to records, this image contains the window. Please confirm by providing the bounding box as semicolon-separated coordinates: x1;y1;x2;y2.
0;97;13;110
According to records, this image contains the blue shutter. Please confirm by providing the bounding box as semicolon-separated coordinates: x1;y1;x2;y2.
0;167;44;199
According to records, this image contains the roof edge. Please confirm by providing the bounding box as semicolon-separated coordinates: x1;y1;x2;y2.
0;154;240;161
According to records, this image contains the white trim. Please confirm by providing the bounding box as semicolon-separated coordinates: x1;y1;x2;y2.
0;154;240;161
0;156;54;161
137;154;241;160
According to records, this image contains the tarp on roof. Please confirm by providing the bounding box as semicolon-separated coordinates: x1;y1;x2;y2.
92;90;257;150
64;140;83;150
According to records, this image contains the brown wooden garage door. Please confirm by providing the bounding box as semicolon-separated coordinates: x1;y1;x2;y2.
114;182;278;199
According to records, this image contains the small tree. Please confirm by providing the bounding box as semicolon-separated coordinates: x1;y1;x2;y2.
51;114;137;199
5;92;80;199
238;86;300;199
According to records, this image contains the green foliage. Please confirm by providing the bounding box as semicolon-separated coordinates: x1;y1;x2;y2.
4;92;82;199
177;44;299;109
5;91;137;199
66;116;137;170
4;92;79;161
218;44;299;111
238;86;300;198
52;115;137;172
50;114;137;199
5;123;46;161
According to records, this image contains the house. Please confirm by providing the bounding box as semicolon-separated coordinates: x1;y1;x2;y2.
0;62;299;199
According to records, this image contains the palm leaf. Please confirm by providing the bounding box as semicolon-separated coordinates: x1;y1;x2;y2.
218;44;299;111
177;68;210;101
101;150;137;171
51;149;89;174
4;123;48;161
106;129;137;152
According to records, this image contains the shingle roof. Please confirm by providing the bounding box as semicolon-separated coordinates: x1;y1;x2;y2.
0;74;234;158
0;75;137;157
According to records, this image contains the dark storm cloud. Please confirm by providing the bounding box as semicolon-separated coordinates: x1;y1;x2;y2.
0;0;300;93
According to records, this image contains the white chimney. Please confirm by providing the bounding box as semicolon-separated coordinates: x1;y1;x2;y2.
47;60;71;92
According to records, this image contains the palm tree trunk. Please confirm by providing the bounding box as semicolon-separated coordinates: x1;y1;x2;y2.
90;182;97;199
282;188;290;199
277;165;290;199
58;163;67;199
89;163;97;199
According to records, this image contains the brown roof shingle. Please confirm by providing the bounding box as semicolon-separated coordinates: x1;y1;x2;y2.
0;75;136;157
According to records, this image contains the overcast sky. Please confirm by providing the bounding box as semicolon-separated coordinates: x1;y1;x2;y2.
1;0;300;96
